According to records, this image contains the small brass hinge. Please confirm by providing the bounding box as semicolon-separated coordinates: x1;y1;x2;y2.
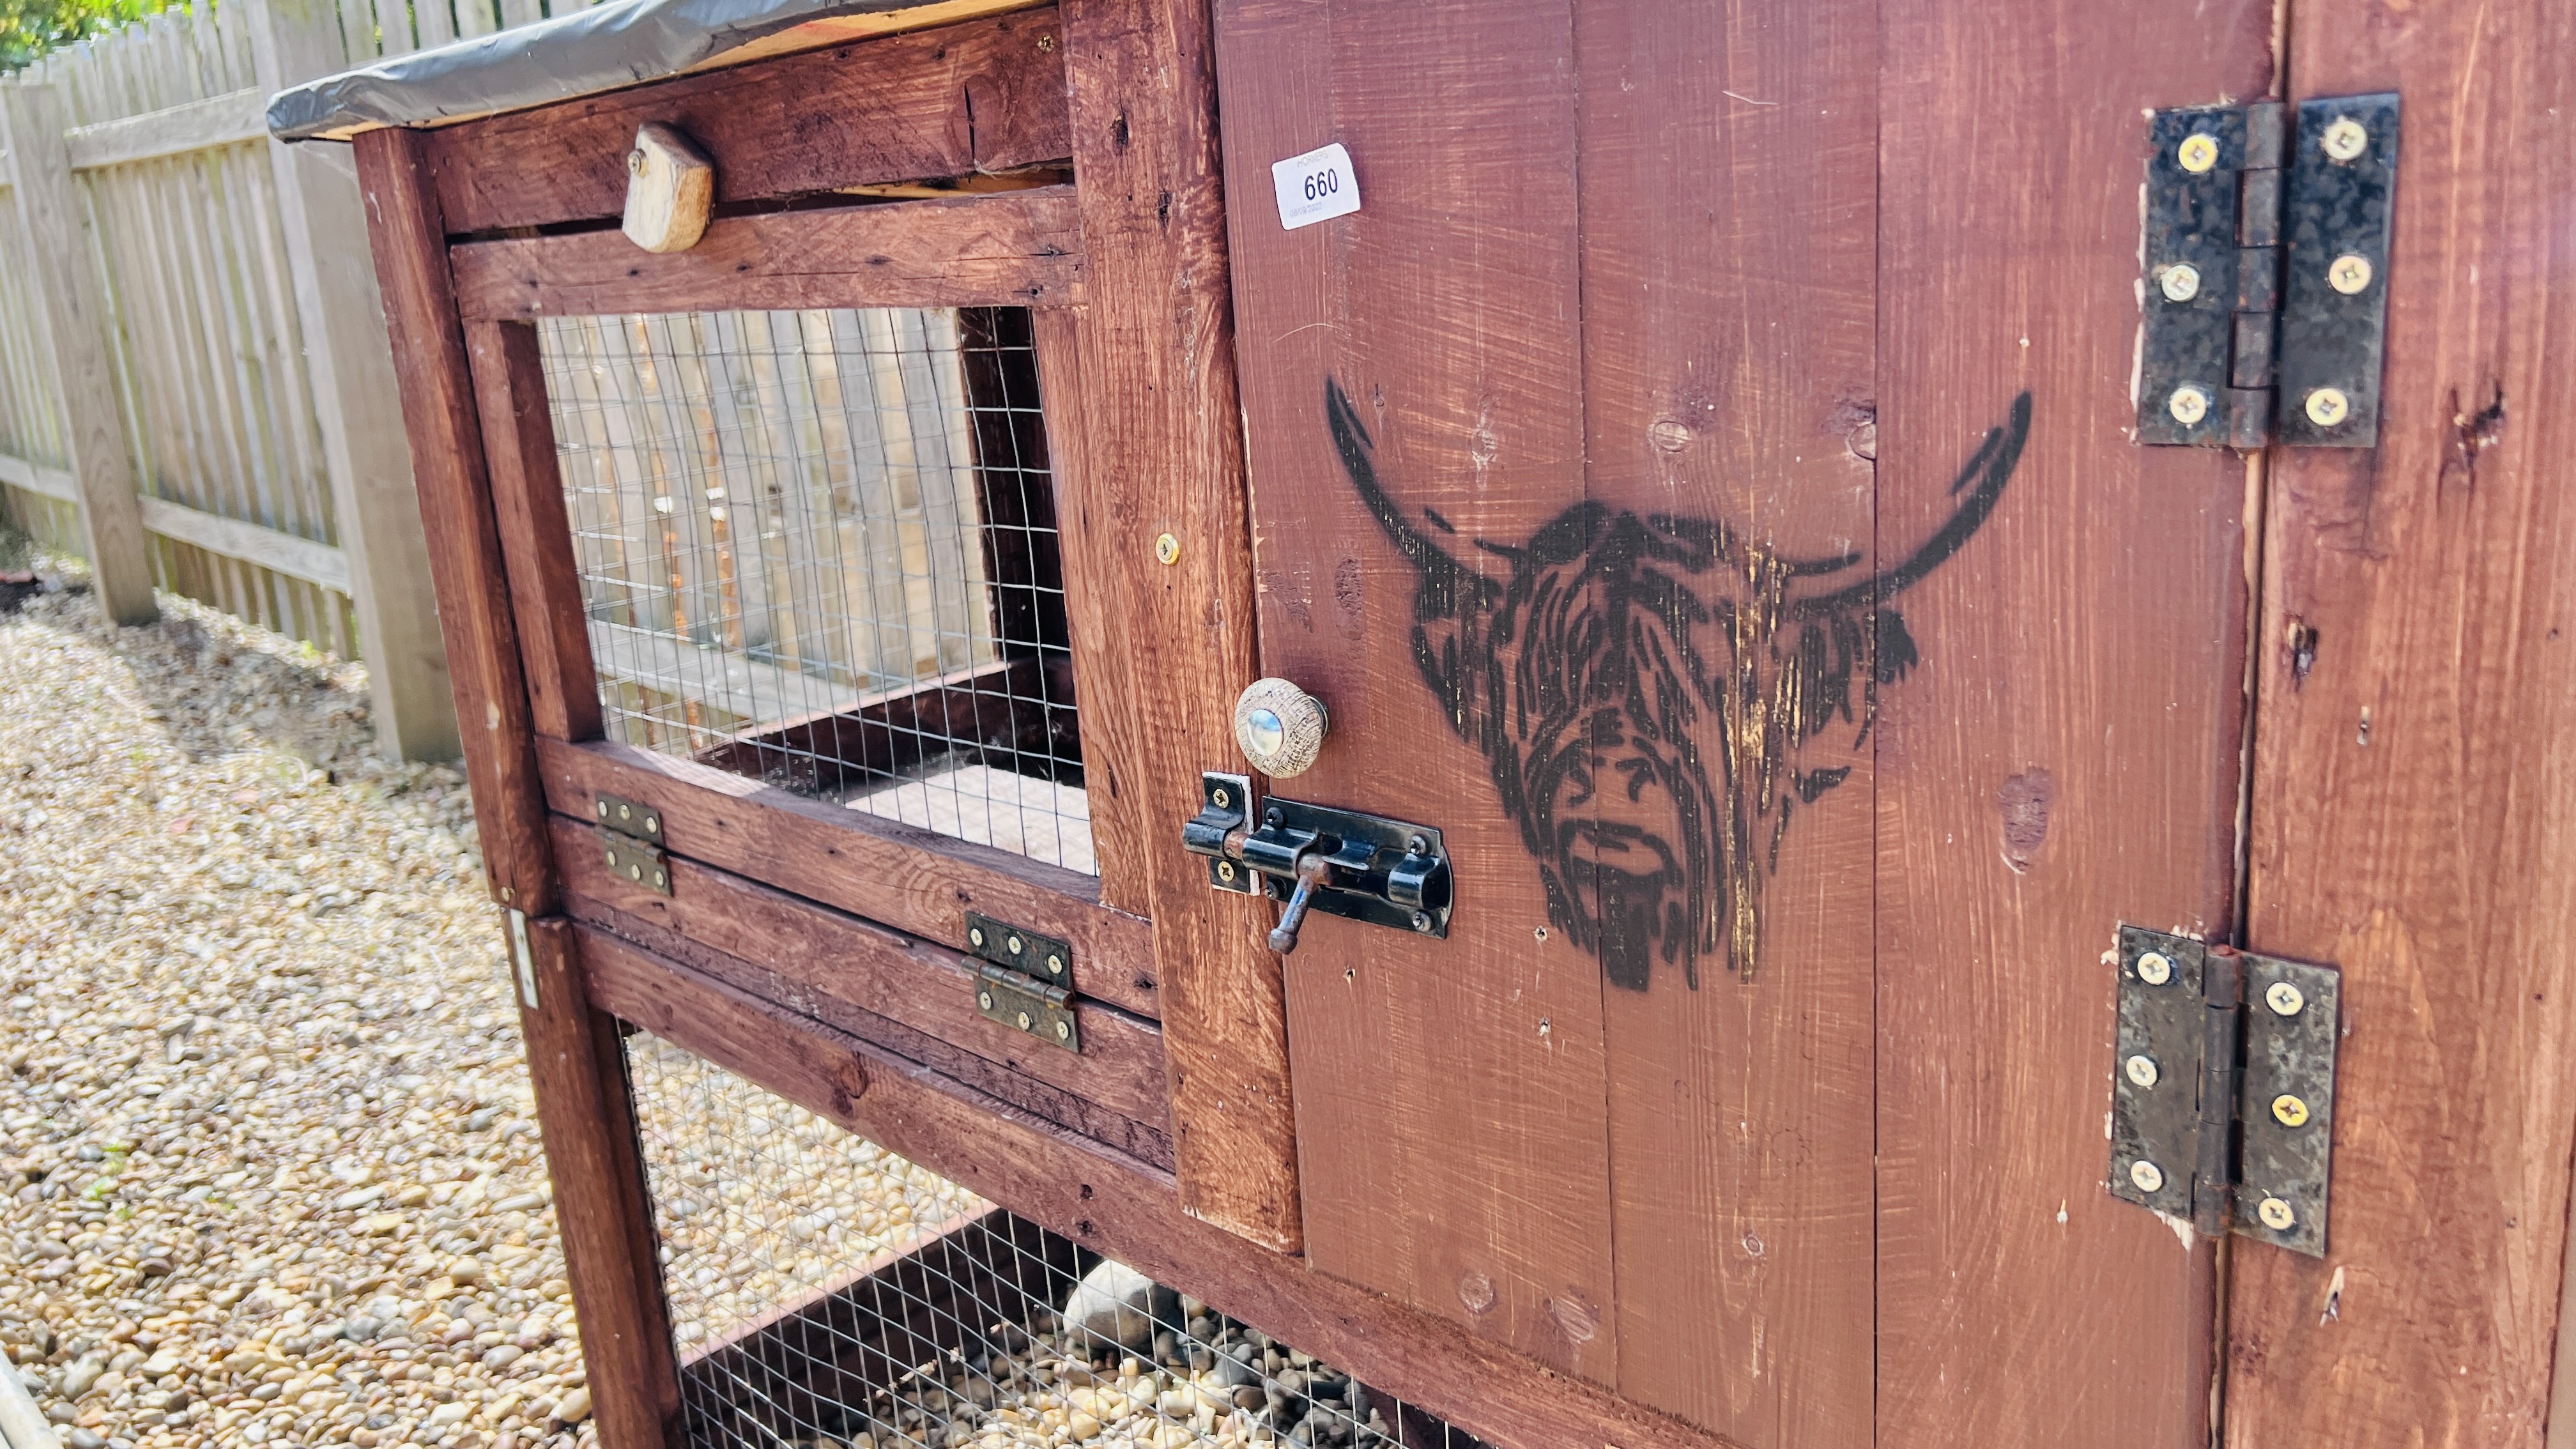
964;913;1078;1051
2109;926;2340;1254
595;792;671;896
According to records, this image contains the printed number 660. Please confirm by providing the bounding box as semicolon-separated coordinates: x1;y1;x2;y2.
1302;169;1341;202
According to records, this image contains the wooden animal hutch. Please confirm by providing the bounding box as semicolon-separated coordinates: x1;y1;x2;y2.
272;0;2576;1443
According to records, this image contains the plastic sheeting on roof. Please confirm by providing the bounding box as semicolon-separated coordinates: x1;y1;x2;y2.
267;0;926;141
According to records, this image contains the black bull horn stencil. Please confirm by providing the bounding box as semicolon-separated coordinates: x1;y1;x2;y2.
1326;379;2033;990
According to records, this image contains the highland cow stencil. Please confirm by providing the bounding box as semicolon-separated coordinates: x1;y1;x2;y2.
1327;379;2032;990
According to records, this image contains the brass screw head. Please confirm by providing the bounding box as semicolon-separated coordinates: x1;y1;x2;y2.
2159;263;2202;303
1047;952;1065;976
979;990;993;1011
2305;387;2352;427
627;148;646;176
2320;116;2369;162
2271;1093;2312;1128
2136;951;2174;986
618;803;633;822
1216;860;1238;882
1211;786;1230;809
597;799;610;817
2124;1054;2161;1089
1154;532;1181;565
2129;1159;2166;1193
1006;933;1025;956
628;864;642;882
604;848;617;866
2257;1195;2298;1231
2176;133;2221;174
1055;1019;1071;1041
969;926;986;948
1016;1011;1034;1031
2266;981;2306;1017
643;813;660;834
2168;386;2211;427
2328;253;2374;295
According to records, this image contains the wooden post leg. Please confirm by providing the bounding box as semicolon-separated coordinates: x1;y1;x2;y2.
248;0;461;762
351;123;555;912
0;84;156;626
512;912;682;1449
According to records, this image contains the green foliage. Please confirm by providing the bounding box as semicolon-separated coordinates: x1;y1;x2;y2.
0;0;182;73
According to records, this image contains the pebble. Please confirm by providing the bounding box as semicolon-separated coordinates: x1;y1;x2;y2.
0;591;594;1449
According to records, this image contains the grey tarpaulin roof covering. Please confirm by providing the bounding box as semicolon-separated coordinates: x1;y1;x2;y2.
267;0;929;141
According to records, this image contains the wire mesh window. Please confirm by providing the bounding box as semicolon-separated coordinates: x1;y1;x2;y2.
541;307;1089;873
624;1031;1494;1449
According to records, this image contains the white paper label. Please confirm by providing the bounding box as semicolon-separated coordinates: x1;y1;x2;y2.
1272;143;1361;230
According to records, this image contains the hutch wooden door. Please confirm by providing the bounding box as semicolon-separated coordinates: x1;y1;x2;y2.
1206;0;2576;1446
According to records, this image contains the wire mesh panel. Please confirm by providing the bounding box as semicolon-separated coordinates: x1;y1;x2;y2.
540;307;1089;873
624;1031;1494;1449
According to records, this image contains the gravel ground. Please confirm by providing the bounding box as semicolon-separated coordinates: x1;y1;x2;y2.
0;583;595;1449
0;573;1437;1449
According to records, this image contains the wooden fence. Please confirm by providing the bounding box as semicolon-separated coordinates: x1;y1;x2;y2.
0;0;627;758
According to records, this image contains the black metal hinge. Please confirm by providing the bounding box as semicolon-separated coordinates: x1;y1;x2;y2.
965;913;1080;1052
2110;926;2340;1254
2138;94;2397;449
594;791;671;896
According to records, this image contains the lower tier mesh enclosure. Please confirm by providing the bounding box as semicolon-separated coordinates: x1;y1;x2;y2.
622;1031;1491;1449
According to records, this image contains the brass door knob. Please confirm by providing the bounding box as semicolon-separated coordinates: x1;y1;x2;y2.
1233;678;1329;778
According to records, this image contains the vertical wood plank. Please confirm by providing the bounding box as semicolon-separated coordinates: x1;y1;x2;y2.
253;0;461;760
0;85;157;624
1056;0;1300;1250
1872;3;2271;1445
1212;0;1619;1380
353;124;555;912
2230;5;2576;1443
1572;0;1879;1434
1027;307;1151;919
518;914;682;1449
466;318;603;744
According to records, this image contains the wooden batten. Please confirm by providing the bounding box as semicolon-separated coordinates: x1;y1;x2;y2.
551;812;1172;1131
2227;0;2576;1436
1869;1;2270;1439
536;737;1159;1019
424;8;1070;234
571;891;1174;1168
464;319;604;744
448;188;1084;321
575;925;1738;1449
1052;0;1303;1255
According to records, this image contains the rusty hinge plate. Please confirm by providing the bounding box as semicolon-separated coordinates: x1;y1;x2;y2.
598;831;671;896
964;911;1070;989
594;792;664;843
2109;925;2340;1255
2136;93;2396;451
965;912;1077;1051
2276;93;2398;447
974;962;1079;1051
2138;102;2284;447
